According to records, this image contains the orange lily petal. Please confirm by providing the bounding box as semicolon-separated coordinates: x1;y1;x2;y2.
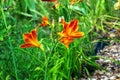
61;37;74;48
23;29;38;43
69;19;78;32
59;19;84;48
24;33;31;39
20;28;43;50
70;32;84;38
31;28;37;40
40;16;49;27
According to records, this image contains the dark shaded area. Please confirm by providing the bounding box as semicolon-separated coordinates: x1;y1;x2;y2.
94;42;108;54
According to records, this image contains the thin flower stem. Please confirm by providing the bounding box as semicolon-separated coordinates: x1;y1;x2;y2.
64;48;72;79
67;48;71;79
44;54;47;80
44;37;59;80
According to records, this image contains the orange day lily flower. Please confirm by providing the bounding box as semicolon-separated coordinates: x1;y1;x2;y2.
39;16;49;27
20;28;44;51
59;19;84;48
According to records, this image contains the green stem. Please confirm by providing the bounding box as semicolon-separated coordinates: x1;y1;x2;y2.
66;48;72;79
44;55;47;80
1;8;7;28
44;39;59;80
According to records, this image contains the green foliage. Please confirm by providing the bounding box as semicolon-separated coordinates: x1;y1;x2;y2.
0;0;120;80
